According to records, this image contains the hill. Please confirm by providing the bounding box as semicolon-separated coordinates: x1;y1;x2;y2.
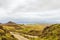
0;25;17;40
40;24;60;40
5;21;16;25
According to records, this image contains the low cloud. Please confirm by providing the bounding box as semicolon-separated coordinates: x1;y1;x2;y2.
0;0;60;23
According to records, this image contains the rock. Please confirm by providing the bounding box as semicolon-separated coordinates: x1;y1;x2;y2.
6;21;16;25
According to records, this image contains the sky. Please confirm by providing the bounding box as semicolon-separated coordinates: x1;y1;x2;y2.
0;0;60;24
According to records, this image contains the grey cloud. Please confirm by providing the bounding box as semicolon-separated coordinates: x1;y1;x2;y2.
0;0;60;23
0;0;60;12
11;0;60;12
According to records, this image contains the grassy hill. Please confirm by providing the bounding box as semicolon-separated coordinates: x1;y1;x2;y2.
39;24;60;40
0;21;60;40
0;25;17;40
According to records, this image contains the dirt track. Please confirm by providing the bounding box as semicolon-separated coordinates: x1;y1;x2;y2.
10;32;29;40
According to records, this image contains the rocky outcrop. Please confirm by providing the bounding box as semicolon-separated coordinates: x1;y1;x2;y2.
6;21;16;25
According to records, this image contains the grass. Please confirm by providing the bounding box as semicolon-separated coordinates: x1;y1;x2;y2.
1;24;60;40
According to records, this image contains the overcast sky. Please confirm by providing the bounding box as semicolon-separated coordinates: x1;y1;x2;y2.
0;0;60;24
